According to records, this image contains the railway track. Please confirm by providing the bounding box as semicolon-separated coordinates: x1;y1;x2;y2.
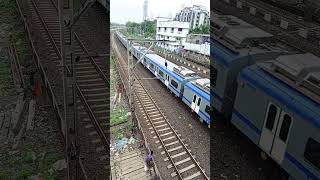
7;41;25;88
16;0;110;178
111;33;209;180
213;0;320;56
134;80;208;179
152;47;210;78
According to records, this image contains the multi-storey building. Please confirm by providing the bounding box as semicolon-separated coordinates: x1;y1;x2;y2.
156;18;190;51
174;5;209;29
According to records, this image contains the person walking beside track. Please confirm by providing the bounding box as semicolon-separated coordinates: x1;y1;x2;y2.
145;150;154;175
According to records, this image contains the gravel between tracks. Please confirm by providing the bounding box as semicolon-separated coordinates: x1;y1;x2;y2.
114;36;282;180
114;37;210;179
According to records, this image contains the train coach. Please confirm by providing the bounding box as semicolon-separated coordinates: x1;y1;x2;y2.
211;13;320;180
183;78;211;126
232;53;320;180
211;14;296;119
115;31;212;126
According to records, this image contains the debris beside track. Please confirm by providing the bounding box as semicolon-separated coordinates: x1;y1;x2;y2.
0;1;65;178
110;46;162;180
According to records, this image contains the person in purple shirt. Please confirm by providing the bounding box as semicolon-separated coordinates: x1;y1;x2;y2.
145;150;154;175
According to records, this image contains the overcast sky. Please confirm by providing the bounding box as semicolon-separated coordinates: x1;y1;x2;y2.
110;0;210;24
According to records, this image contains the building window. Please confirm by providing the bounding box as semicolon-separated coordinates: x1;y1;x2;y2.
178;28;182;32
171;79;178;88
164;27;167;32
304;138;320;170
171;27;174;33
158;27;160;31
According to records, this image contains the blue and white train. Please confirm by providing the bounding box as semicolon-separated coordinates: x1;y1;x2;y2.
116;32;211;127
212;13;320;179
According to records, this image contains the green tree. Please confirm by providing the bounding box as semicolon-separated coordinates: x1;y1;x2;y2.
125;21;141;34
140;20;156;38
189;24;209;34
125;20;156;38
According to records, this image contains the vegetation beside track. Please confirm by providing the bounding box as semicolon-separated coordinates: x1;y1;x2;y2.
0;0;64;179
0;0;30;96
110;52;134;141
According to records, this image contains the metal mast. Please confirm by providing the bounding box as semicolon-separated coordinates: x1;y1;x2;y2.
59;0;78;179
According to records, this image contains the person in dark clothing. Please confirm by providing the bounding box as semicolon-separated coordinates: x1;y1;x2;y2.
145;150;154;175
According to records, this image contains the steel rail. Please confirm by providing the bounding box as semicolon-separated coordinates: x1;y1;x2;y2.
24;0;110;154
111;33;163;180
134;75;209;179
133;85;183;179
243;0;318;29
8;42;25;88
74;33;109;85
112;32;209;180
49;0;110;89
35;0;110;149
15;0;65;136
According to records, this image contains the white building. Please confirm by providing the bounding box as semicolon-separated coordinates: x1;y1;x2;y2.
156;18;190;51
174;5;209;29
183;34;210;56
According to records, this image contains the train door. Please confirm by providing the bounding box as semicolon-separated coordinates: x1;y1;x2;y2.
195;97;201;114
259;103;292;163
165;74;169;87
191;95;201;113
155;66;158;77
147;60;150;69
270;112;292;163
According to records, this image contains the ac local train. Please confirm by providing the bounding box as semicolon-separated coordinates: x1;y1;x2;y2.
115;32;211;127
212;14;320;179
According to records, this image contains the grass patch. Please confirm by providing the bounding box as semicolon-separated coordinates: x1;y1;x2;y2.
0;148;62;179
0;57;12;95
111;128;124;140
111;107;128;126
0;0;30;95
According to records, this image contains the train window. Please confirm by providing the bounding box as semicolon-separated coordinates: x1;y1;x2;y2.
265;104;278;131
159;70;164;78
205;105;210;114
193;95;196;103
171;80;178;88
212;67;217;87
150;63;154;69
278;114;291;142
197;98;202;106
304;138;320;170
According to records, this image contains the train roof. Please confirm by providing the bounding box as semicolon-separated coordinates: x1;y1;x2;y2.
258;53;320;104
145;53;198;79
186;78;210;101
145;53;178;71
133;45;156;54
212;14;273;44
240;64;320;129
211;14;296;67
